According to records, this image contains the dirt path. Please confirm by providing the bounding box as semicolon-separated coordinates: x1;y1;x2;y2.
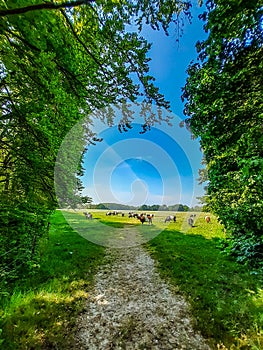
75;228;211;349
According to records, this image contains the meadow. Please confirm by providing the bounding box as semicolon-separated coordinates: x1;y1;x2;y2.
0;210;262;349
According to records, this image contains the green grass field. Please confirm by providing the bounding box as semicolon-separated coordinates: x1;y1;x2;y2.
0;210;262;349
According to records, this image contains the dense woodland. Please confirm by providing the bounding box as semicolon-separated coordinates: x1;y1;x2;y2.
182;0;263;265
0;0;262;288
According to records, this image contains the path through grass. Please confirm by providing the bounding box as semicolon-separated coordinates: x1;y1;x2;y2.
1;210;262;349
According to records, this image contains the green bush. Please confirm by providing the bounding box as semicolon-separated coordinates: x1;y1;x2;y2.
0;203;51;286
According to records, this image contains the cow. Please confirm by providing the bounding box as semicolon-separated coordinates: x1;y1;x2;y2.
147;214;154;225
205;216;211;223
188;215;194;227
137;214;146;224
84;212;92;219
129;212;138;218
165;215;176;223
106;211;120;216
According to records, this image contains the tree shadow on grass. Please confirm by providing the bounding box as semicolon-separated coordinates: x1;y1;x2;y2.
2;283;89;349
0;211;105;349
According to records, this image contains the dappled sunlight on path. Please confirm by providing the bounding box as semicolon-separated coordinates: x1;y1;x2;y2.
75;228;211;349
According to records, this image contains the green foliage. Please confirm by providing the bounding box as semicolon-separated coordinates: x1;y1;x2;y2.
182;0;263;265
0;201;51;286
0;0;191;283
138;203;191;211
96;203;109;209
81;196;93;204
146;217;263;348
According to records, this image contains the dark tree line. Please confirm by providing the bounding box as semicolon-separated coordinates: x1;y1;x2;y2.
182;0;263;265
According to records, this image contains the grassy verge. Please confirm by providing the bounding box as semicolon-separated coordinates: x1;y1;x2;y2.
145;213;263;349
0;210;105;349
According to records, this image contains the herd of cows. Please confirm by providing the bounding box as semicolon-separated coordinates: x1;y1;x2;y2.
83;210;211;227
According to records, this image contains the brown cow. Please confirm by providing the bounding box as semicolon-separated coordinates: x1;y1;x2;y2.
205;216;211;223
138;214;146;224
147;214;154;225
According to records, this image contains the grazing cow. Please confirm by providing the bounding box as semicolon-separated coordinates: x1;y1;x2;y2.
106;211;118;216
137;214;146;224
129;212;139;218
165;215;176;223
147;214;154;225
84;212;92;219
188;216;194;227
205;216;211;223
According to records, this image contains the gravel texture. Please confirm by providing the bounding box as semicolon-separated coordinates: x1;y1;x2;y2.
75;230;211;349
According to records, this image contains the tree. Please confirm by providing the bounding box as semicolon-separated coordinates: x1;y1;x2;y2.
139;204;150;211
182;204;190;212
0;0;192;282
81;196;93;205
96;203;108;209
182;0;263;265
150;204;160;211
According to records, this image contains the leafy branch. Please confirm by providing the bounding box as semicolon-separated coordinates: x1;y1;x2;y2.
0;0;94;17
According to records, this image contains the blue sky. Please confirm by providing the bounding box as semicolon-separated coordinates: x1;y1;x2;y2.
81;3;208;207
141;2;207;115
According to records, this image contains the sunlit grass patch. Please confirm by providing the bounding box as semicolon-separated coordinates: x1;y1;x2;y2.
60;210;167;246
0;210;105;349
145;214;263;349
60;210;131;245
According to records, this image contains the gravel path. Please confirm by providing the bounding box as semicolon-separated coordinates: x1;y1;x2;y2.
75;228;211;349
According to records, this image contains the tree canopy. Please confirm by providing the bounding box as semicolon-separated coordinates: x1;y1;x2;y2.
182;0;263;265
0;0;192;281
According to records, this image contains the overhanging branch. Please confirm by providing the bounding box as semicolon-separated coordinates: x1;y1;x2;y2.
0;0;94;17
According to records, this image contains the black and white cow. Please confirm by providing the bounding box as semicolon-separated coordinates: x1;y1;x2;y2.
83;212;92;219
164;215;176;223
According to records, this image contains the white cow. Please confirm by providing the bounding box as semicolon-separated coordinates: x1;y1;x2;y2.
164;215;176;223
84;212;92;219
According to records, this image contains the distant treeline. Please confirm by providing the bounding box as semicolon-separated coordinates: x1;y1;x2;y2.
89;203;203;212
